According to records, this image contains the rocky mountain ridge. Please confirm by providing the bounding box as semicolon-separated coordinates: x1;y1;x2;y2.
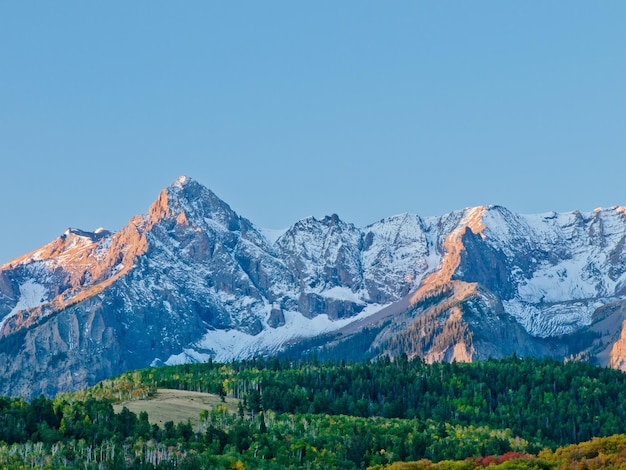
1;176;626;397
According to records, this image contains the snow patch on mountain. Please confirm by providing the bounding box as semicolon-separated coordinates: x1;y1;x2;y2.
517;257;605;304
319;286;365;304
173;175;190;188
164;302;389;364
503;299;603;337
0;280;48;331
10;280;47;315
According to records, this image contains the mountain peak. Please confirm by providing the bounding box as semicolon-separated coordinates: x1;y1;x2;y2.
169;175;208;195
144;177;246;234
172;175;193;188
322;213;345;226
167;175;208;200
166;176;219;202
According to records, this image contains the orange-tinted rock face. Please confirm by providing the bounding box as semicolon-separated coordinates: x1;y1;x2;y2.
0;184;199;337
0;216;154;336
411;207;485;302
609;321;626;371
148;189;174;223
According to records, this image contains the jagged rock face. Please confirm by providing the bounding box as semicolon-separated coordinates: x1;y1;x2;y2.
361;214;436;303
453;206;626;337
1;177;626;398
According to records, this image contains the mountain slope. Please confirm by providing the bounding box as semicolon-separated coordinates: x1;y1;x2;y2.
1;176;626;397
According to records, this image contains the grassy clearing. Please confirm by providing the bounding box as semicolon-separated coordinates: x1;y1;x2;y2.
112;388;241;426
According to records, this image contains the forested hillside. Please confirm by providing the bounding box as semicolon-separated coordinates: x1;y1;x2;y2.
97;356;626;447
2;357;626;468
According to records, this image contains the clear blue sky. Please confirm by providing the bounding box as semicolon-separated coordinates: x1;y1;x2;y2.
1;2;625;263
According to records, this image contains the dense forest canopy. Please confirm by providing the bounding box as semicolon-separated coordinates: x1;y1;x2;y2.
1;356;626;468
96;355;626;448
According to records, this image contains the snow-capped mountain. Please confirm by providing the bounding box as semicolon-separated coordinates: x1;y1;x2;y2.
1;176;626;397
463;206;626;336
